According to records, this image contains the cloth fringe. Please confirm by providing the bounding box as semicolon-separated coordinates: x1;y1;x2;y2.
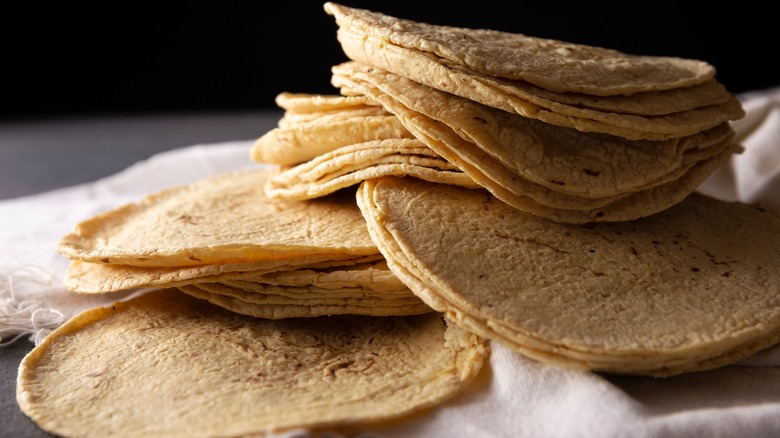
0;254;65;347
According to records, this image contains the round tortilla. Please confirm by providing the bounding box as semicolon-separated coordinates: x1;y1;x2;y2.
357;176;780;376
334;64;738;222
265;138;478;200
325;4;744;140
17;288;487;437
324;3;715;95
57;168;378;267
332;62;736;198
178;283;432;319
332;28;743;141
252;113;411;166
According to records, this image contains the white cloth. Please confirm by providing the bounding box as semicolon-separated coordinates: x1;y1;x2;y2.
2;89;780;437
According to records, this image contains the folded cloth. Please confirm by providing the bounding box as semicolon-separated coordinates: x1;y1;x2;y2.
2;89;780;437
698;86;780;207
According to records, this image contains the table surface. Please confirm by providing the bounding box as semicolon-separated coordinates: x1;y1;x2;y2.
0;110;280;437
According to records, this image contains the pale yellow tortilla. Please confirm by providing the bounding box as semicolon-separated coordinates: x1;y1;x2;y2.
324;3;715;95
274;91;380;113
252;113;411;166
332;28;743;140
57;169;378;267
229;259;406;291
265;138;478;200
326;3;744;141
63;255;384;294
17;288;487;437
252;92;413;166
333;63;738;222
332;62;736;197
357;176;780;376
178;281;431;318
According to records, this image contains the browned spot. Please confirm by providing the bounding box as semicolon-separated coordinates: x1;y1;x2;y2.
177;215;199;225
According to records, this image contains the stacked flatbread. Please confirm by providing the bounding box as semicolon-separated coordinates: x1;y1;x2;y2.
56;168;432;318
252;92;479;200
18;289;486;437
357;176;780;377
313;2;745;223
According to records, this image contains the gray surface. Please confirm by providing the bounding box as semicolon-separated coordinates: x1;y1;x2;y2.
0;111;280;200
0;111;280;437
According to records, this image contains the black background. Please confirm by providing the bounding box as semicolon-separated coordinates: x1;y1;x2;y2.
3;1;777;120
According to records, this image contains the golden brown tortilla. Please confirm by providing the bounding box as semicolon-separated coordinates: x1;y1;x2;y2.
357;176;780;376
17;289;487;437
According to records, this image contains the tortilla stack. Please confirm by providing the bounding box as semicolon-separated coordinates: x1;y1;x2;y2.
251;93;478;200
324;2;745;141
357;176;780;377
57;168;431;318
252;92;413;166
332;61;738;222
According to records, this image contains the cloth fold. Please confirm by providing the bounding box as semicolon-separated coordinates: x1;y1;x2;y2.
2;89;780;437
0;142;260;343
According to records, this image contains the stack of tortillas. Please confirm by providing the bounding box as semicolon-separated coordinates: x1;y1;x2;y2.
252;92;480;200
254;3;745;223
357;177;780;377
56;169;432;319
246;3;780;375
17;3;780;437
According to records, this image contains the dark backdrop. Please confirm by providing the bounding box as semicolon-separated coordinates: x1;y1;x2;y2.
4;2;777;120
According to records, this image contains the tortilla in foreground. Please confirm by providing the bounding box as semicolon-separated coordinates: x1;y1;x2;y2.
357;176;780;377
17;288;487;437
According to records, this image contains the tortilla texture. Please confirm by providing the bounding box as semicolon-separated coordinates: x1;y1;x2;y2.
333;63;738;222
357;176;780;377
324;3;715;95
251;92;413;166
324;3;745;142
265;138;478;200
17;288;487;437
57;168;378;267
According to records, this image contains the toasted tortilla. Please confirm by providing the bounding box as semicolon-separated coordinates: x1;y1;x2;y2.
17;288;487;437
324;3;715;95
333;63;738;222
332;62;736;198
324;3;744;141
265;138;478;200
57;169;378;267
357;176;780;376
